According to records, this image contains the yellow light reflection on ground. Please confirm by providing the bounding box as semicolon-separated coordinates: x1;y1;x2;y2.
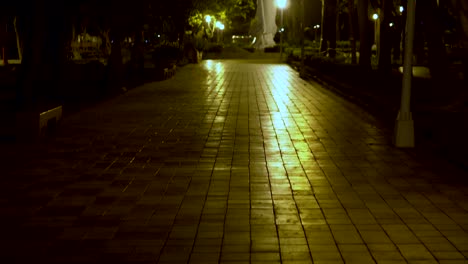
267;66;296;132
205;60;213;69
215;63;224;75
203;60;225;75
202;60;227;101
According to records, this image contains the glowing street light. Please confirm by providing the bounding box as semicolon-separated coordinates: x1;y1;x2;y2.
372;12;380;60
276;0;287;8
215;22;225;43
205;15;212;24
313;24;320;42
276;0;288;60
215;21;224;30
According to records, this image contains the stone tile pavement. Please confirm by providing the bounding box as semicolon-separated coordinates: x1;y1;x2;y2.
0;59;467;263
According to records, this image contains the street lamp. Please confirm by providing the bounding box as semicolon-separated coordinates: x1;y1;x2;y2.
205;15;212;24
394;0;416;147
313;25;320;42
215;22;225;43
372;13;379;61
372;13;379;44
215;21;224;30
276;0;287;60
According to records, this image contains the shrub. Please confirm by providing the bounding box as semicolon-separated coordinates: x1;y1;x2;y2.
153;44;180;60
264;46;280;53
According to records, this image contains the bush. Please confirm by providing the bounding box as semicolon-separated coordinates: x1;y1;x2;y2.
264;46;280;53
230;41;256;53
304;40;320;49
153;45;180;61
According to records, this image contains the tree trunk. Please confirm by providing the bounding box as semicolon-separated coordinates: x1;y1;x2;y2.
392;11;404;63
13;17;22;61
348;0;357;64
320;0;328;54
300;0;306;77
336;2;340;42
294;0;302;46
1;17;9;65
104;1;128;94
459;0;468;82
101;29;112;57
130;30;145;85
286;0;299;46
449;0;468;83
358;0;371;69
378;0;393;73
421;0;449;81
321;0;338;58
450;0;468;45
17;0;65;110
106;35;124;94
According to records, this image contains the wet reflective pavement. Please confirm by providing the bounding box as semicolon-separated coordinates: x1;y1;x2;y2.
0;59;467;263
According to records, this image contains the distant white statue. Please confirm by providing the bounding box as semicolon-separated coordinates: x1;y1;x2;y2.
250;0;277;49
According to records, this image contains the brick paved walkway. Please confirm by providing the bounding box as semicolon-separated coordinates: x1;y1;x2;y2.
1;59;467;264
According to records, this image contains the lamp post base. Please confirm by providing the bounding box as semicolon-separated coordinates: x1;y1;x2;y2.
394;111;414;148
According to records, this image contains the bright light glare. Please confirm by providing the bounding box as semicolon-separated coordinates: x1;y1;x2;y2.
372;13;379;20
389;22;394;27
276;0;287;9
399;6;404;12
205;15;212;23
216;21;225;30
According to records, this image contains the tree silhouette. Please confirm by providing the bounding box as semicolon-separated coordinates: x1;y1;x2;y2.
320;0;338;58
358;0;372;69
348;0;357;64
376;0;394;74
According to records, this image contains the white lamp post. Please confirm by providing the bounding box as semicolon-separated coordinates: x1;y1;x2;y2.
394;0;416;147
276;0;287;60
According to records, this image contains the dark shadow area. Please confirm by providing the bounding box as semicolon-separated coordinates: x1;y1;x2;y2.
290;57;468;171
